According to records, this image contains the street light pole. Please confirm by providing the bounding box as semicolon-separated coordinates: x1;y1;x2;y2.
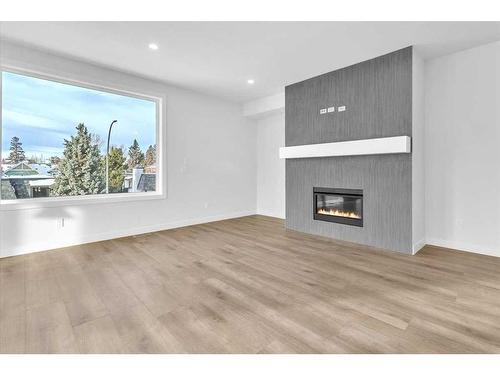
106;120;118;194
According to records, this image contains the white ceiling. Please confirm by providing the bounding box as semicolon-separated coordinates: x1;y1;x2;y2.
1;22;499;103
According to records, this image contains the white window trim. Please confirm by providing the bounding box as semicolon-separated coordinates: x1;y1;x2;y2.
0;65;167;211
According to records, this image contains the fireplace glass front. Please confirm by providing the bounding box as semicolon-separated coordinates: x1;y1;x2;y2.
313;188;363;227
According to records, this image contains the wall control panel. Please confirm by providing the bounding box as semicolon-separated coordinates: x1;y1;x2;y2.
320;105;346;115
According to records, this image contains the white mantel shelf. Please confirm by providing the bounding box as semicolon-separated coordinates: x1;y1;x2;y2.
279;136;411;159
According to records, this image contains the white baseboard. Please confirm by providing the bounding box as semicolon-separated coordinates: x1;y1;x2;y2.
256;209;285;220
426;238;500;258
0;210;255;258
258;213;286;220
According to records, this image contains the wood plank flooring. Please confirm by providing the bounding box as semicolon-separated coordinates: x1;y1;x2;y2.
1;215;500;353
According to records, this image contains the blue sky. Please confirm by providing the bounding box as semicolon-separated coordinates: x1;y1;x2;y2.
1;71;156;160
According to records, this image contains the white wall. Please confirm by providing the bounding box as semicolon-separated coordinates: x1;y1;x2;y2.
425;40;500;257
411;50;425;254
256;112;285;219
0;41;257;257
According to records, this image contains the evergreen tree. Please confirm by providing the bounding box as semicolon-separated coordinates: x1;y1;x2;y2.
127;139;144;170
52;123;104;196
9;137;26;163
144;144;156;167
107;146;127;193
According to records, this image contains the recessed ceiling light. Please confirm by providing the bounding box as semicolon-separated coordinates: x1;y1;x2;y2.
247;79;255;85
148;43;159;50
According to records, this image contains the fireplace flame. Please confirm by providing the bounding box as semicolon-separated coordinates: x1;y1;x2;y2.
317;208;361;219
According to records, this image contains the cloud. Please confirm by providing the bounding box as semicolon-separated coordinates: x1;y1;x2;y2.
3;109;61;131
2;71;157;159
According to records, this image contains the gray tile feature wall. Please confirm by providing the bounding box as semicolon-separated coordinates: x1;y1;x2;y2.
285;47;413;253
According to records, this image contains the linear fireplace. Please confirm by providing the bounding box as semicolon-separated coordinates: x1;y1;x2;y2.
313;187;363;227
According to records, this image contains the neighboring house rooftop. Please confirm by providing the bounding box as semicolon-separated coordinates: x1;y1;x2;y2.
137;173;156;192
2;162;54;179
4;162;39;177
1;164;15;173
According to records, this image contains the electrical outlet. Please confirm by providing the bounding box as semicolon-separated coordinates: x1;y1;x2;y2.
338;105;346;112
319;108;327;114
57;217;65;229
327;107;335;113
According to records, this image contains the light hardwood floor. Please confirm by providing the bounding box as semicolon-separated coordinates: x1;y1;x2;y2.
1;215;500;353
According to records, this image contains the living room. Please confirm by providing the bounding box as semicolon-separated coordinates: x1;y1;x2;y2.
1;1;500;373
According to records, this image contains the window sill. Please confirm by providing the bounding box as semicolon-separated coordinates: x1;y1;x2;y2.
0;192;166;211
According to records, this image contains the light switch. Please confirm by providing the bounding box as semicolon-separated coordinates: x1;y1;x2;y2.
319;108;327;114
327;107;335;113
338;106;346;112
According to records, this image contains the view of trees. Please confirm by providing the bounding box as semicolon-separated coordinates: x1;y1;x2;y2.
107;146;127;193
145;144;156;167
4;123;156;197
51;123;105;196
127;139;144;169
9;136;26;163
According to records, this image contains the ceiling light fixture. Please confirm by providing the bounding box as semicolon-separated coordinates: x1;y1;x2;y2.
148;43;159;50
247;79;255;85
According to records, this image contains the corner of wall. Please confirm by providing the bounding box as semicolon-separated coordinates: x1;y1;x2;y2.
242;93;285;119
422;41;500;258
412;238;426;255
255;110;286;219
411;47;426;252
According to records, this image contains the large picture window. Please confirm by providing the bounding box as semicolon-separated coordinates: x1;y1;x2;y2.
1;70;160;203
